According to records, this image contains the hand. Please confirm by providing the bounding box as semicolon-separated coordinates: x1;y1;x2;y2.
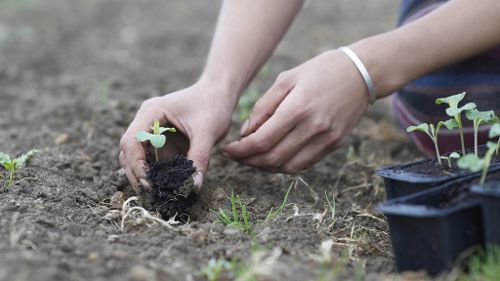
223;50;370;174
119;81;235;192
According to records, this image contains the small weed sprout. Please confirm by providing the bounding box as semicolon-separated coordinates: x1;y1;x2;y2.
136;120;176;162
407;122;445;165
265;180;295;222
465;108;497;156
458;134;500;186
436;92;477;155
201;257;231;281
440;152;461;169
0;149;38;187
212;191;252;233
324;191;336;222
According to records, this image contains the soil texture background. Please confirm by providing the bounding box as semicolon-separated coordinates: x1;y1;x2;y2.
0;1;431;280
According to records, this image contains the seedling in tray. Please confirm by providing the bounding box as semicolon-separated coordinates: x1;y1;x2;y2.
458;125;500;185
407;122;447;165
465;108;497;156
136;120;176;162
436;92;477;155
490;123;500;155
440;152;460;169
0;149;38;187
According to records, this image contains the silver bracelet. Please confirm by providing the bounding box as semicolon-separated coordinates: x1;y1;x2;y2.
338;46;376;105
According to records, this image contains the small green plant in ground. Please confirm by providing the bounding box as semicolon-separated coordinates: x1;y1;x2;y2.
445;246;500;281
407;122;446;165
136;120;176;162
201;257;231;281
325;190;336;222
0;149;38;187
465;108;497;156
436;92;477;155
212;191;252;233
458;125;500;185
265;180;295;222
440;152;461;169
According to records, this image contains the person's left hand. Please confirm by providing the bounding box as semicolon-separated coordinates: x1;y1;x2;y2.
223;49;371;173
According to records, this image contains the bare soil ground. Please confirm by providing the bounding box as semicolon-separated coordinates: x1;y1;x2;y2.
0;1;430;280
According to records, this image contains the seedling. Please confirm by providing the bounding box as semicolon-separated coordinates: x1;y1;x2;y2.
458;142;499;185
407;122;445;165
265;180;294;222
0;149;38;187
465;108;497;156
440;152;461;169
436;92;476;155
212;191;252;234
136;120;176;162
201;257;231;281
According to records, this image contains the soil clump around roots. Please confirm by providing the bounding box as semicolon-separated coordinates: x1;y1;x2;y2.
142;155;197;222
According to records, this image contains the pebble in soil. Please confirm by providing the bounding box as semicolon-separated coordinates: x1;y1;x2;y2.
142;155;197;222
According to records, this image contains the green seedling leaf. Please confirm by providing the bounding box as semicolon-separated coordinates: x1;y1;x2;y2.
159;127;176;134
15;149;38;168
445;102;476;117
466;109;496;124
449;152;461;159
406;123;429;134
149;134;166;149
490;124;500;139
458;154;484;172
435;92;466;107
0;152;11;164
136;131;152;142
442;119;459;130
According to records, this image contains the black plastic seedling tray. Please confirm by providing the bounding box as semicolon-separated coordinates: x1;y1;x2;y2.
471;181;500;246
377;145;500;200
378;171;500;276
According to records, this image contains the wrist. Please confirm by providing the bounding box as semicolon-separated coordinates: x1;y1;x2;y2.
348;34;414;99
194;75;243;107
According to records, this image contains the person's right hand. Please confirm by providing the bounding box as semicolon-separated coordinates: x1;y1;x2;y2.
119;81;235;192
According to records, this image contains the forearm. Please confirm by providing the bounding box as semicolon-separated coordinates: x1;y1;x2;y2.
351;0;500;99
199;0;303;104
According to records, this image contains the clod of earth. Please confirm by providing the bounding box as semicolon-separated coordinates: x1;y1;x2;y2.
141;155;197;222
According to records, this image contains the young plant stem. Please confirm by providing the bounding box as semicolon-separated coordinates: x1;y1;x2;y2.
432;135;442;166
497;138;500;155
480;147;496;185
154;148;159;162
8;168;14;187
474;120;479;157
458;118;466;156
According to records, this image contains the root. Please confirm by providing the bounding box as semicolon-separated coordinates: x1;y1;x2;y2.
120;196;181;232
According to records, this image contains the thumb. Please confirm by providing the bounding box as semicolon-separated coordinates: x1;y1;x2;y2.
187;135;214;189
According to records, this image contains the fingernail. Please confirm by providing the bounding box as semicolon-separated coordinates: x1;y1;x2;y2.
193;170;204;189
240;119;250;136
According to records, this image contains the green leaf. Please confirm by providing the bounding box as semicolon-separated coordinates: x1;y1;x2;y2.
442;119;459;130
487;141;499;151
406;123;430;134
449;152;461;159
3;161;15;170
136;131;153;142
466;109;496;123
15;149;38;168
458;154;484;172
489;124;500;138
158;127;176;134
435;92;466;107
149;134;166;148
445;102;476;117
0;152;11;165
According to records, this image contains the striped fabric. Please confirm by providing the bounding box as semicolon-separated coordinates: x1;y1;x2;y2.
393;0;500;157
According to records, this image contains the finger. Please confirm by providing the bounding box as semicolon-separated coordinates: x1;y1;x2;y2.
224;93;302;159
280;131;344;174
239;122;318;169
120;150;139;189
187;133;215;188
240;72;295;137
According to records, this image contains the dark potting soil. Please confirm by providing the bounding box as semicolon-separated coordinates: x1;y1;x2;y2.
392;145;500;178
438;173;500;208
143;155;197;222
